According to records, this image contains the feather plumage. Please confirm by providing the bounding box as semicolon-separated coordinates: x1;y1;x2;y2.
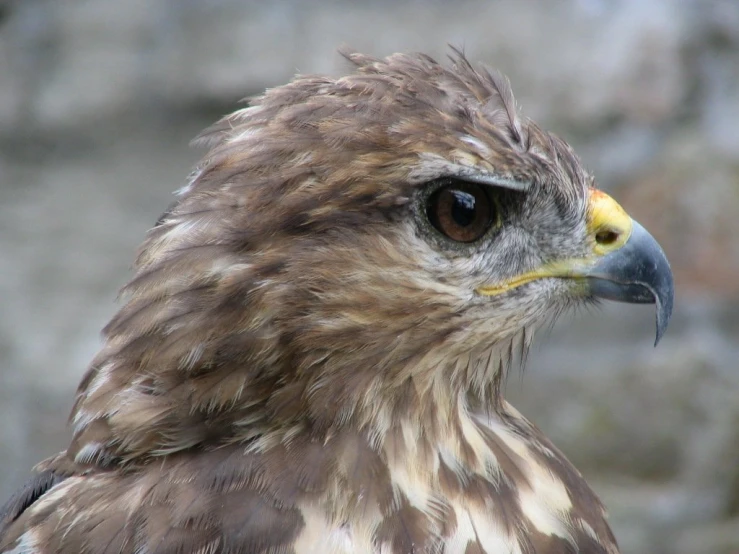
0;50;627;554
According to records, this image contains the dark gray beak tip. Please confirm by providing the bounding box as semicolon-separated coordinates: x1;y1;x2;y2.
586;221;674;347
651;254;674;347
654;294;672;347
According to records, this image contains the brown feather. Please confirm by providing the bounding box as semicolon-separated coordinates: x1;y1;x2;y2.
1;49;618;554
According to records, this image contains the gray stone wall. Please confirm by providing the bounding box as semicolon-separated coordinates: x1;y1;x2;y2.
1;0;738;552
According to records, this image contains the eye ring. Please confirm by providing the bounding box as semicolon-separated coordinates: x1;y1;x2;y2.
425;180;500;243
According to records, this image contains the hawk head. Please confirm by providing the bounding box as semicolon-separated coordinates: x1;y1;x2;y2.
67;50;673;466
0;49;676;554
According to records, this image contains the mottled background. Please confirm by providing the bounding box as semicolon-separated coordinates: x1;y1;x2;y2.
1;0;738;552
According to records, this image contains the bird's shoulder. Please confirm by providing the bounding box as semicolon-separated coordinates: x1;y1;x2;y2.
0;415;619;554
0;444;305;554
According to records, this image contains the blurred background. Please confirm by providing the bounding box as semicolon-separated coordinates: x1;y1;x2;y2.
0;0;738;552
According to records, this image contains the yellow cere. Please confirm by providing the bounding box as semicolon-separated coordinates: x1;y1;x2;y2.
587;188;632;256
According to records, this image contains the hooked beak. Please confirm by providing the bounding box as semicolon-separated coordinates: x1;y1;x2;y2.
584;219;673;345
477;188;674;345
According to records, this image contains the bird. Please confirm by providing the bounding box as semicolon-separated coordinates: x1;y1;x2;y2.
0;49;673;554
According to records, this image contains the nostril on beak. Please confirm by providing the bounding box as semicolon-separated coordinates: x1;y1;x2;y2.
595;229;620;246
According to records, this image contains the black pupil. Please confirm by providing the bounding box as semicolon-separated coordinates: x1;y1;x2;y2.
450;190;476;226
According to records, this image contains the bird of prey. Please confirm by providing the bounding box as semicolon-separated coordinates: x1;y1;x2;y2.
0;50;673;554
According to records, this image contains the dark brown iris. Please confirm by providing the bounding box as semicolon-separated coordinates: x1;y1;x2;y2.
426;182;496;243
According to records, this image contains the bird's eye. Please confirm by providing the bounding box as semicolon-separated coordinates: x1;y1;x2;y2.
426;182;498;243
